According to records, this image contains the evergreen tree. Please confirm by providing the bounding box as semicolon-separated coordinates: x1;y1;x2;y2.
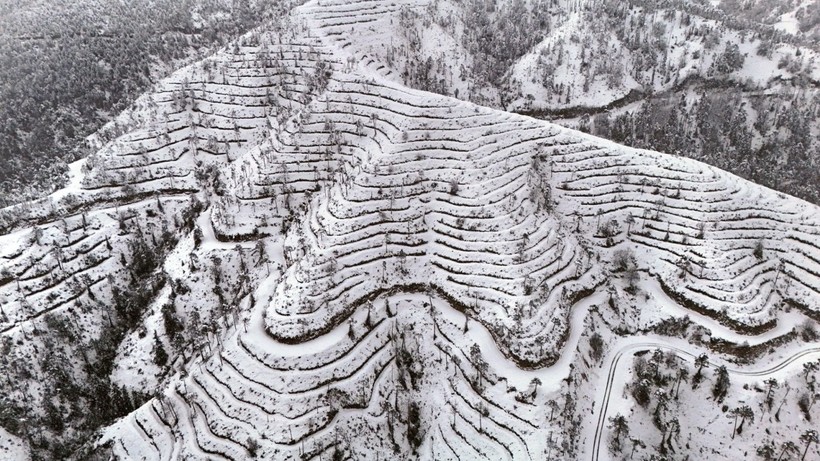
153;332;168;367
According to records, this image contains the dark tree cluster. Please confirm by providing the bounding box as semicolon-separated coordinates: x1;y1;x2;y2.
591;90;820;204
0;206;189;460
0;0;293;207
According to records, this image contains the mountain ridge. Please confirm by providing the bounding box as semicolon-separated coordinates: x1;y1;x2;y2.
1;1;820;459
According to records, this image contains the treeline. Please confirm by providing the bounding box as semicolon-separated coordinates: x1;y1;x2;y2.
704;0;820;42
0;0;291;206
586;89;819;203
403;0;813;114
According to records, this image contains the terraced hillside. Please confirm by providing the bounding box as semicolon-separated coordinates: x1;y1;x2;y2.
297;0;820;205
1;1;820;460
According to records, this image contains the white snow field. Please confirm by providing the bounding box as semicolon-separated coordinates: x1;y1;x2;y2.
1;0;819;460
0;427;30;461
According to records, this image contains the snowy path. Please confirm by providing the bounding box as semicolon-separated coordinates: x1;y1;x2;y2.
643;275;803;344
587;338;820;461
50;158;87;202
197;206;256;252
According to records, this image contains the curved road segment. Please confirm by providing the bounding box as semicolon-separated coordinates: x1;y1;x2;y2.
591;342;820;461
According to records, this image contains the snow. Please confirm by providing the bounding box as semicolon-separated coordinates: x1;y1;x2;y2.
197;206;256;252
1;0;820;459
50;158;87;202
246;273;348;359
0;226;31;260
775;10;801;34
736;42;787;82
0;427;29;461
110;287;169;393
403;288;609;392
508;12;640;112
640;276;801;345
584;334;820;460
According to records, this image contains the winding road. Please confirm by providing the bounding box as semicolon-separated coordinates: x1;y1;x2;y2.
590;341;820;461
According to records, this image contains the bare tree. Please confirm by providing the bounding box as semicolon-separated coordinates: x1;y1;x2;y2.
757;440;777;460
712;365;730;402
728;407;742;439
469;343;488;390
531;377;542;397
653;389;668;420
629;437;646;459
477;402;489;433
765;378;780;412
675;367;689;399
804;361;818;381
737;405;754;435
667;418;680;445
547;399;559;421
800;430;819;461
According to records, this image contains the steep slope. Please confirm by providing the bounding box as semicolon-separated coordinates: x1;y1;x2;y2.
0;0;302;207
1;1;819;460
313;0;819;111
712;0;820;39
303;0;820;204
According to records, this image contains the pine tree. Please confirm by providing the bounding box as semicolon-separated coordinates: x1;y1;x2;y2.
153;332;168;367
712;365;730;401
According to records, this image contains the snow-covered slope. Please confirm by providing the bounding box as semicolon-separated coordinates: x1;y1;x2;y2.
306;0;820;112
1;0;820;460
301;0;820;208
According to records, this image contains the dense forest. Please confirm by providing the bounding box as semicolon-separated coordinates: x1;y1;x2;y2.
0;0;295;207
586;88;820;204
